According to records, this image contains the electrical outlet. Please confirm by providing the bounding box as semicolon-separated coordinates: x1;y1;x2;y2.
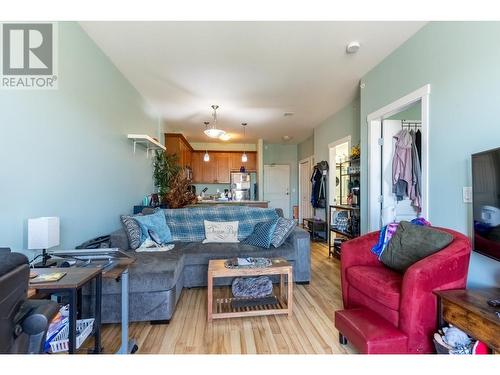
463;187;472;203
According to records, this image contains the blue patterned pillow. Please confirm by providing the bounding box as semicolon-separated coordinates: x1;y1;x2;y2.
271;218;296;248
133;210;172;244
243;219;279;248
120;215;142;250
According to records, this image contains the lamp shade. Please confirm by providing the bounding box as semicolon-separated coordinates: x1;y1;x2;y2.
28;217;60;249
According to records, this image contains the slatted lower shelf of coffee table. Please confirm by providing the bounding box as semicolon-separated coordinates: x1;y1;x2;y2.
207;258;293;321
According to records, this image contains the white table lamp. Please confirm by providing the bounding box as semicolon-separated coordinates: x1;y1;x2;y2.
28;217;60;267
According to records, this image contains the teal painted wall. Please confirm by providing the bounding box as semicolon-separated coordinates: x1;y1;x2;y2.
314;96;360;163
0;22;159;255
298;135;314;160
387;101;422;120
263;143;298;210
360;22;500;287
309;97;360;221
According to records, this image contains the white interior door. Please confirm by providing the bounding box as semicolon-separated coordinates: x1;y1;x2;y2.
299;159;313;221
264;164;291;218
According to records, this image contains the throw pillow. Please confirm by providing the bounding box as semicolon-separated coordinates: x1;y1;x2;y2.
271;217;296;248
380;221;454;272
133;210;172;245
243;219;279;248
202;220;239;243
120;215;142;250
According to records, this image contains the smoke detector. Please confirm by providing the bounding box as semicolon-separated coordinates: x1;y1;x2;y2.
346;41;361;54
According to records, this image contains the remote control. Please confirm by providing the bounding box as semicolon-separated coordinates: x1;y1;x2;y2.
487;298;500;307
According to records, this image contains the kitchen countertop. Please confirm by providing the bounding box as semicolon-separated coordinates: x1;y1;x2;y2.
194;200;269;204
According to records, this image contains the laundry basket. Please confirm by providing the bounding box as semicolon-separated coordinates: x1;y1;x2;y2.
48;318;94;353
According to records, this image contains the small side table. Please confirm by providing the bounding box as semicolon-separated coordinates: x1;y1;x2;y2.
435;288;500;354
101;257;138;354
30;267;102;354
207;258;293;322
302;218;327;243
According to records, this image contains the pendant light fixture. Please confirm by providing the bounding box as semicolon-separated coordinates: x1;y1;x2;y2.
203;121;210;162
241;123;248;162
204;105;226;138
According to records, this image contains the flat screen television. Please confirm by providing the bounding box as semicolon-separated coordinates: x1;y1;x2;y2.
472;147;500;261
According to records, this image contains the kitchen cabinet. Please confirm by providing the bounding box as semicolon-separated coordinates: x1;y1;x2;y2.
229;151;257;171
245;152;257;171
164;133;193;168
202;155;218;183
191;151;204;183
216;153;230;183
192;151;258;183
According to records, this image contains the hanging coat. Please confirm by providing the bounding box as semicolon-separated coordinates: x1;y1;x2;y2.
311;161;329;208
410;130;422;211
310;167;322;207
392;129;414;201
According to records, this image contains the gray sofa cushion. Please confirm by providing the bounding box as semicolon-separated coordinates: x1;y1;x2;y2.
96;242;193;295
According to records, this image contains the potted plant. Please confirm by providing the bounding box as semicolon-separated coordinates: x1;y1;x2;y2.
152;150;181;203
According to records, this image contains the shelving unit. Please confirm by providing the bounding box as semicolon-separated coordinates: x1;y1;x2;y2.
336;158;360;205
127;134;166;157
328;205;361;258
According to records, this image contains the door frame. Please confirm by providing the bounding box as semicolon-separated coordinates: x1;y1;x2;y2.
328;135;352;206
263;164;291;218
298;156;314;222
366;84;431;232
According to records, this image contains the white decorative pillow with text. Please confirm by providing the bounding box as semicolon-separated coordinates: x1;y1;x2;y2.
202;220;239;243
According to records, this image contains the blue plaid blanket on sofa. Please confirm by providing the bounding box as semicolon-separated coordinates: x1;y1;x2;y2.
163;206;278;242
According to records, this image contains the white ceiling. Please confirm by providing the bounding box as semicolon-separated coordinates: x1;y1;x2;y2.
80;21;425;144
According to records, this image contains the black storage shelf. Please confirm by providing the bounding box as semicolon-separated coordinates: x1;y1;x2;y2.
328;204;361;258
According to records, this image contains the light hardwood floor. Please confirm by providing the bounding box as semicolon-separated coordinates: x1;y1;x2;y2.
93;242;355;354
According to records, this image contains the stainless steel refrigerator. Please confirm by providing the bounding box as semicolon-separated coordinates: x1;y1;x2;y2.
230;172;256;201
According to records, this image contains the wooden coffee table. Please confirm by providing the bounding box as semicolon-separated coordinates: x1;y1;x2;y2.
207;257;293;322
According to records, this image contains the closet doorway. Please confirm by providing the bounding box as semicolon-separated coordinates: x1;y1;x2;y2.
328;136;351;206
298;157;314;222
367;84;430;232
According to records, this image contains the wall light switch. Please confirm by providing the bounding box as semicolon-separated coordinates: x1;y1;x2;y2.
463;187;472;203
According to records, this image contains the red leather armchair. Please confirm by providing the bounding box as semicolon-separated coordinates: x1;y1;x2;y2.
335;227;472;354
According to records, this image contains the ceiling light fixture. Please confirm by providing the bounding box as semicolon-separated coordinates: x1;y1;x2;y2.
346;41;361;54
241;123;248;163
204;105;226;138
219;133;231;141
202;123;210;162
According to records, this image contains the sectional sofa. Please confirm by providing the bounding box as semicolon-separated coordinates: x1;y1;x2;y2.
83;206;311;323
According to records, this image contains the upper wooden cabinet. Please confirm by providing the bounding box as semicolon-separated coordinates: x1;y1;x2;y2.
229;151;257;172
165;133;257;183
191;151;257;183
164;133;193;168
215;153;230;183
191;151;203;183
